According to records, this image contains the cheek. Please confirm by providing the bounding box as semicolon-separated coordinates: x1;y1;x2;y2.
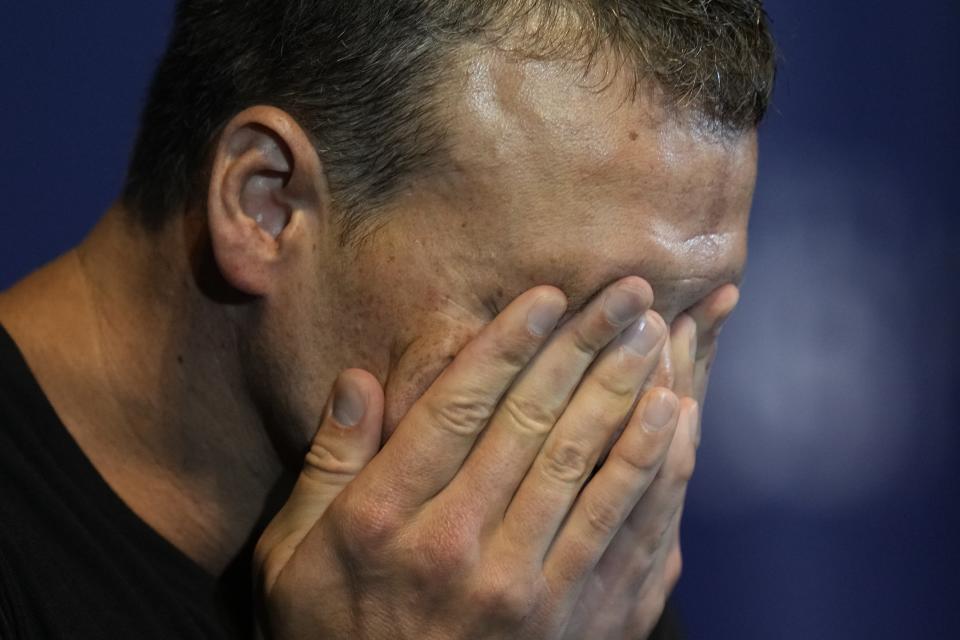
380;322;480;442
382;353;451;441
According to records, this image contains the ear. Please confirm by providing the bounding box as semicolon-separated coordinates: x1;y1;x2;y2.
207;106;330;296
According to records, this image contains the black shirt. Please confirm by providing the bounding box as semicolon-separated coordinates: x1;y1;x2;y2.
0;324;681;639
0;325;250;639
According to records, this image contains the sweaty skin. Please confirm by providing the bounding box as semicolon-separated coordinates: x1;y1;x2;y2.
0;45;756;636
327;52;756;440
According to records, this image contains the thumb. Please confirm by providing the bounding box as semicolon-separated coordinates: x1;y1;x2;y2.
255;369;383;590
299;368;384;501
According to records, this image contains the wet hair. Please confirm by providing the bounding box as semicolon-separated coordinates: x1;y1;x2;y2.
123;0;776;234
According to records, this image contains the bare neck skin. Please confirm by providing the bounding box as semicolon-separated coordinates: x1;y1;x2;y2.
0;205;284;576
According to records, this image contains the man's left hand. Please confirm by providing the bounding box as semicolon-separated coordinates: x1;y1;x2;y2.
561;285;740;639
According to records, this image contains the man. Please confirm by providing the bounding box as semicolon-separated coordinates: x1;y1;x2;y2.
0;1;774;638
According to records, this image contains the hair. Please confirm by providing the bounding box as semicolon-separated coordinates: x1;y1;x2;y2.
123;0;776;234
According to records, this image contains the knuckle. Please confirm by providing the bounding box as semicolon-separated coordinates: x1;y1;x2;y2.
500;394;556;437
475;570;537;621
593;368;641;400
569;322;606;358
303;439;362;481
637;515;675;559
540;439;592;485
337;493;403;552
629;549;657;580
408;524;473;582
554;541;595;585
496;337;537;370
427;394;492;438
583;496;625;537
614;440;662;478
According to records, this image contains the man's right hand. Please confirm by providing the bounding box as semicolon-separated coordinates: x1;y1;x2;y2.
253;277;683;639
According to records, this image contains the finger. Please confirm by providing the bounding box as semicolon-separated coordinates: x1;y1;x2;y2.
686;284;739;361
365;285;568;510
590;401;696;597
692;344;717;408
629;508;683;637
626;398;699;537
254;369;384;591
628;499;683;598
669;314;697;399
662;507;684;593
499;310;667;550
615;402;697;638
615;404;696;638
542;387;680;591
444;277;655;517
687;285;737;407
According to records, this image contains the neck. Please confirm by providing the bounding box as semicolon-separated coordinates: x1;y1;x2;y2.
0;205;285;575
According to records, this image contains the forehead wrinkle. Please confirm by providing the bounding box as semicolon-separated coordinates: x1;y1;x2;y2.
439;45;754;326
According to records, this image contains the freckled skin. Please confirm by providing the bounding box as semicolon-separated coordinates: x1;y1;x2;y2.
248;53;756;449
0;48;758;578
303;52;758;439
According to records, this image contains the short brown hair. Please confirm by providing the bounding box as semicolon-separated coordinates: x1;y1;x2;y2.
123;0;776;234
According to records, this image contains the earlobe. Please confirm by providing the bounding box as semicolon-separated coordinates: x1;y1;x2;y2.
206;107;325;297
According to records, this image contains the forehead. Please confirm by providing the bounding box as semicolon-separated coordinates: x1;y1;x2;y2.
438;51;758;320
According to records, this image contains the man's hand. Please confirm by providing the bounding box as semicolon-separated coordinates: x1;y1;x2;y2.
560;284;740;639
253;277;689;639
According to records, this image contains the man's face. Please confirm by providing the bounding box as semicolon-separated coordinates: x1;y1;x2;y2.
322;52;757;437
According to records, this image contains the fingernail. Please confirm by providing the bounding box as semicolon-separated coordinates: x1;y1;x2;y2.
643;390;678;432
604;284;646;326
332;378;365;428
527;295;567;337
623;313;663;356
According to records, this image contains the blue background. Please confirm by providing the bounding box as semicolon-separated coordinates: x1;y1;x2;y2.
1;2;957;638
